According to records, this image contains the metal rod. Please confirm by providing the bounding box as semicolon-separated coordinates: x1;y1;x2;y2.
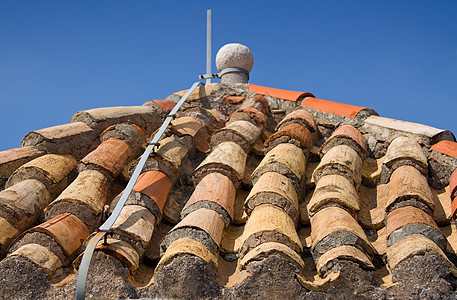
206;9;212;85
75;81;203;300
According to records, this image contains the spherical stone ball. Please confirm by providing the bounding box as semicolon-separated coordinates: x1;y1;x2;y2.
215;43;254;72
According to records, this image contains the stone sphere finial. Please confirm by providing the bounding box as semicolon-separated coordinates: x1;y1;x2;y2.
215;43;254;84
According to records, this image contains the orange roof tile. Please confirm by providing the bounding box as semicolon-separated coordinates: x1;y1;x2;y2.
301;97;366;119
151;100;176;113
133;171;172;213
431;140;457;158
249;84;314;102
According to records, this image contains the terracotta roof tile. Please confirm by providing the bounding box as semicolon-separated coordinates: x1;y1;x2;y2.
169;207;225;249
276;109;317;133
46;169;110;215
386;165;434;212
132;171;171;214
310;206;374;256
169;83;219;101
151;100;176;113
265;123;313;149
251;94;269;114
6;154;77;197
240;204;302;257
222;95;245;104
112;205;156;249
251;143;306;189
245;172;299;221
386;234;457;276
171;116;204;138
320;125;366;157
313;145;362;188
29;213;89;256
240;241;304;271
386;206;440;238
383;136;428;171
249;84;314;102
94;238;140;272
0;180;50;245
20;122;98;160
308;174;360;216
431;140;457;158
301;97;366;119
182;172;236;223
80;138;132;178
0;147;45;183
233;106;268;124
210;120;262;152
8;243;62;276
157;237;218;270
193;141;247;187
316;245;374;276
71;105;162;135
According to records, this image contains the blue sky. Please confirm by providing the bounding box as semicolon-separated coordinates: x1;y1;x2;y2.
1;1;456;151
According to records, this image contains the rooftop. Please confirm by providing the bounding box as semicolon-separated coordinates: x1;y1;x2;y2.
1;43;457;299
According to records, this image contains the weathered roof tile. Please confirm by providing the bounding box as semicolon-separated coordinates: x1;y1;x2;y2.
182;172;236;224
320;124;366;157
245;172;299;221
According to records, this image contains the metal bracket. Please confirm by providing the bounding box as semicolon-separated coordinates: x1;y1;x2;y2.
147;142;160;154
199;67;249;80
97;229;114;245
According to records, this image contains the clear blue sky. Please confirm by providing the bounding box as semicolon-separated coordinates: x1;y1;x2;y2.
1;1;456;151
